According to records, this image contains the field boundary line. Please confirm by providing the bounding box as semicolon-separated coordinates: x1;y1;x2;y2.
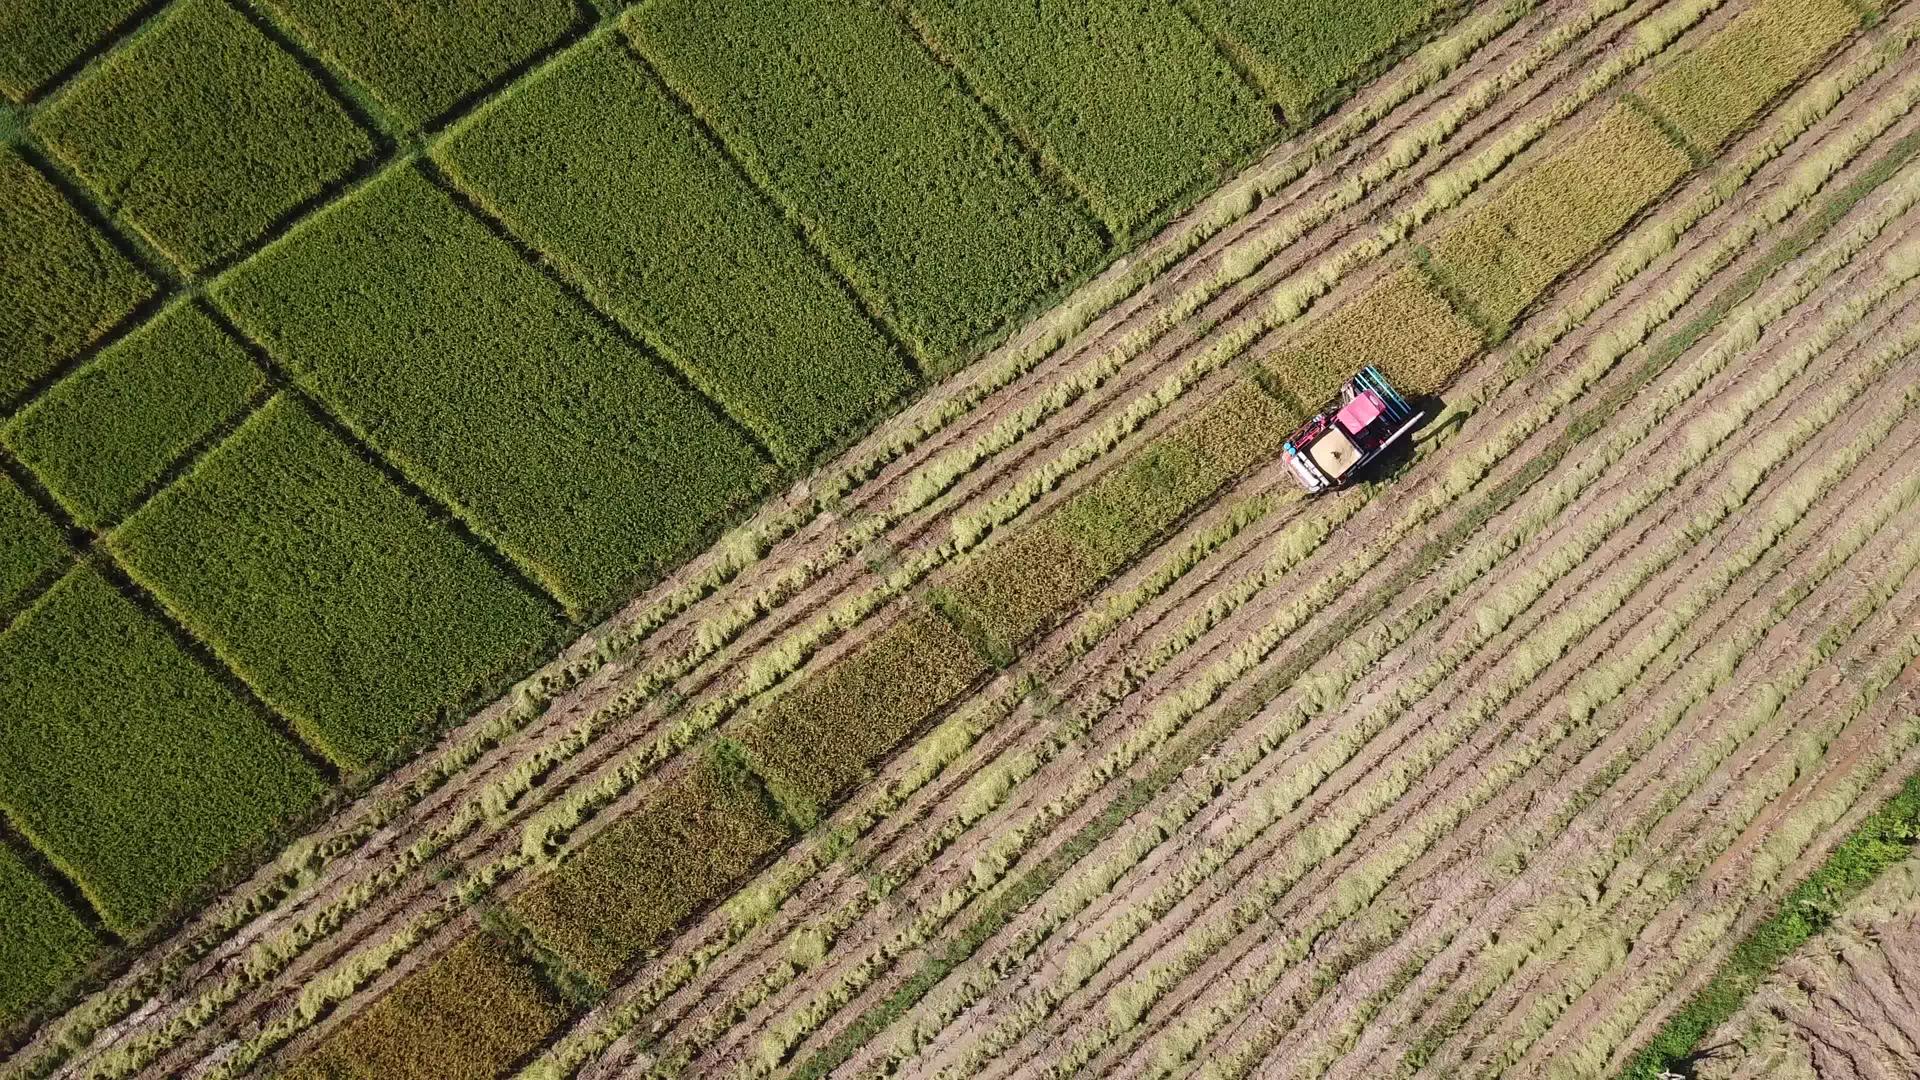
3;0;169;109
533;4;1896;1068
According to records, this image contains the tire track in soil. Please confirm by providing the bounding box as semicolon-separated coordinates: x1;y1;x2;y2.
695;52;1904;1076
802;54;1920;1068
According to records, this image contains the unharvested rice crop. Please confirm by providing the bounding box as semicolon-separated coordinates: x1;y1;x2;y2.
212;165;770;615
0;472;68;614
433;36;915;465
3;302;264;529
0;144;152;404
2;0;1916;1075
627;0;1108;364
0;0;142;101
109;395;559;770
29;0;375;271
907;0;1278;233
258;0;582;129
0;564;323;933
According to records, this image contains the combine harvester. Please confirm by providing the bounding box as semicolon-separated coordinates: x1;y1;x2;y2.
1282;365;1424;493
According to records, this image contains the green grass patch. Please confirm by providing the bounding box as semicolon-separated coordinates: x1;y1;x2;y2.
278;932;568;1080
0;0;143;102
0;563;325;933
213;165;769;614
1618;768;1920;1080
1264;261;1485;407
434;36;913;465
109;394;558;771
31;0;375;271
511;747;793;984
5;302;264;529
909;0;1277;235
1184;0;1455;120
0;145;154;404
0;472;68;616
0;841;97;1027
937;379;1296;661
1640;0;1862;155
1426;102;1693;333
260;0;579;129
627;0;1106;366
730;606;990;826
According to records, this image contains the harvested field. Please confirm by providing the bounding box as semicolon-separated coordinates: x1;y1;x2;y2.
3;0;1918;1075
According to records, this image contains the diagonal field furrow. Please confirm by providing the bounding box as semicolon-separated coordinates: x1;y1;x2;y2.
798;54;1920;1076
17;3;1599;1075
556;18;1920;1076
168;4;1758;1068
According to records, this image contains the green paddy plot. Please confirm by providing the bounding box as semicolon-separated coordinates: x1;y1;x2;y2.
909;0;1277;234
214;165;770;614
110;395;558;771
0;564;324;934
261;0;581;129
1185;0;1456;119
0;145;153;405
435;37;914;465
0;474;68;617
629;0;1107;366
5;303;264;529
0;0;144;102
0;843;96;1027
31;0;375;272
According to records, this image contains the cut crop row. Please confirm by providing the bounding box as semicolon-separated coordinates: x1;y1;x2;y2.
1003;250;1920;1080
1244;276;1920;1080
881;211;1908;1080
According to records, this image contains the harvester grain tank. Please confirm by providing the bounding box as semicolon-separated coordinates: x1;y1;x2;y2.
1281;365;1424;493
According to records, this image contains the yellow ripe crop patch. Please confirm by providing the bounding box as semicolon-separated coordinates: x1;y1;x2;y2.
1425;103;1693;332
1262;263;1484;404
1641;0;1863;154
508;750;792;984
278;933;567;1080
729;606;989;825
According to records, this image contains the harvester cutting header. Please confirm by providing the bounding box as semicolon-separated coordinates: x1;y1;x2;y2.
1282;366;1424;493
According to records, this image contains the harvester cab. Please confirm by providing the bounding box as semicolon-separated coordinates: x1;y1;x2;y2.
1281;365;1424;493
